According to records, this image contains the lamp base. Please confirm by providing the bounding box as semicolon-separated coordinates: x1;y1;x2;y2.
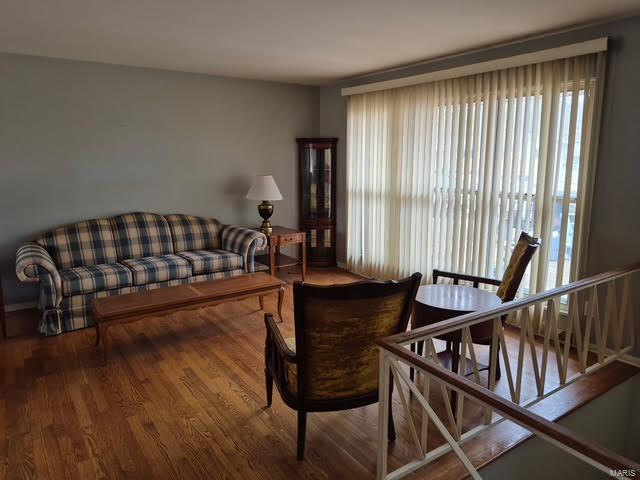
258;201;274;234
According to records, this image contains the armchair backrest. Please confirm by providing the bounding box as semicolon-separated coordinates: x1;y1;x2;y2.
496;231;540;302
293;273;421;402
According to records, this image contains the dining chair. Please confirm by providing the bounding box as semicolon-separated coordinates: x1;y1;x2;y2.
264;272;422;460
424;231;540;381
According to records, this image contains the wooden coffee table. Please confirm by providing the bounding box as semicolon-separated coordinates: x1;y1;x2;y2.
92;272;285;363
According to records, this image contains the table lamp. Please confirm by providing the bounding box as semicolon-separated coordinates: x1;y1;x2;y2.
246;175;283;234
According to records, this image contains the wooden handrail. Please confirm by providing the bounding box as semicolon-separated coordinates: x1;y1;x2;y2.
386;261;640;346
379;339;640;473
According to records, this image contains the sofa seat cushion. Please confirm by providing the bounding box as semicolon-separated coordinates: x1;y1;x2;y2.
177;250;244;275
60;263;133;296
122;254;192;286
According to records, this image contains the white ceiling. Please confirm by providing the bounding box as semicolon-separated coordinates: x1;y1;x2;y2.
1;0;639;85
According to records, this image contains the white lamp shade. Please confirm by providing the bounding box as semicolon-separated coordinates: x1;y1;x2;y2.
246;175;283;201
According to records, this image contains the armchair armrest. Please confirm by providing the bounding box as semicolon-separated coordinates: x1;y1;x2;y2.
264;312;297;397
16;243;63;308
220;225;267;273
433;269;502;288
264;313;296;362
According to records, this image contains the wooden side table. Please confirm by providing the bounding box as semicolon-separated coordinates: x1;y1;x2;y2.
254;226;307;281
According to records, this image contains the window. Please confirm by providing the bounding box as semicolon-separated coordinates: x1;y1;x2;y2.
346;53;606;328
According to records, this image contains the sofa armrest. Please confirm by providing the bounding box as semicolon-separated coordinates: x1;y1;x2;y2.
220;225;267;273
16;243;62;305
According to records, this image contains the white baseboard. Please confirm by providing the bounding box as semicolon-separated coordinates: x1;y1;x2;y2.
5;301;37;312
337;261;348;270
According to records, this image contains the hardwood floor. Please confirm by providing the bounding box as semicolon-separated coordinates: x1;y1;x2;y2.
1;267;637;479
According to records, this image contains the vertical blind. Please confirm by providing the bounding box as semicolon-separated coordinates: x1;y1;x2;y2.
346;52;606;310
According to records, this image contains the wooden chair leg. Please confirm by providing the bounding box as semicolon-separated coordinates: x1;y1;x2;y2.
451;341;460;416
265;369;273;407
297;410;307;460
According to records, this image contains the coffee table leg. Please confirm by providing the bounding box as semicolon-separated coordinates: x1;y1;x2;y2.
259;295;264;310
95;323;101;347
277;286;285;323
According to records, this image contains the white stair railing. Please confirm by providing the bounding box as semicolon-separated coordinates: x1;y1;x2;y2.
377;262;640;480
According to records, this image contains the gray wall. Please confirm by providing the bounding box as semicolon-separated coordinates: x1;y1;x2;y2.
0;53;318;304
319;15;640;275
480;374;640;479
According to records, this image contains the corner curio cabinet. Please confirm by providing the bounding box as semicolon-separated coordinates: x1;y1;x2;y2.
297;137;338;267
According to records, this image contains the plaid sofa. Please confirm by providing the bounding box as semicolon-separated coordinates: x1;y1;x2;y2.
15;212;266;335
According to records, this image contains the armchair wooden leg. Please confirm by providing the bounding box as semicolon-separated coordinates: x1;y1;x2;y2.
265;369;273;407
451;341;460;417
297;411;307;460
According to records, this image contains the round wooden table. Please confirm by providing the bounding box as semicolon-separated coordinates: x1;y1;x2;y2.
410;284;502;379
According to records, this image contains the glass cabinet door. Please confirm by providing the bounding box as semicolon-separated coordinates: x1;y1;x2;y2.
302;146;333;220
298;138;338;267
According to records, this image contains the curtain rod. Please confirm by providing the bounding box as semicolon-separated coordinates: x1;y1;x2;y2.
341;37;608;97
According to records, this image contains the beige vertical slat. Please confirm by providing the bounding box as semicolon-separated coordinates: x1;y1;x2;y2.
571;53;607;281
555;56;582;287
504;66;525;272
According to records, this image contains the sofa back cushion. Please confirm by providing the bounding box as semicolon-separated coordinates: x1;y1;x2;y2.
110;212;174;260
164;214;221;252
36;218;119;269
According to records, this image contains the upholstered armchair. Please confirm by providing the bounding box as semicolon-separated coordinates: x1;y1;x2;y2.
264;273;422;460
